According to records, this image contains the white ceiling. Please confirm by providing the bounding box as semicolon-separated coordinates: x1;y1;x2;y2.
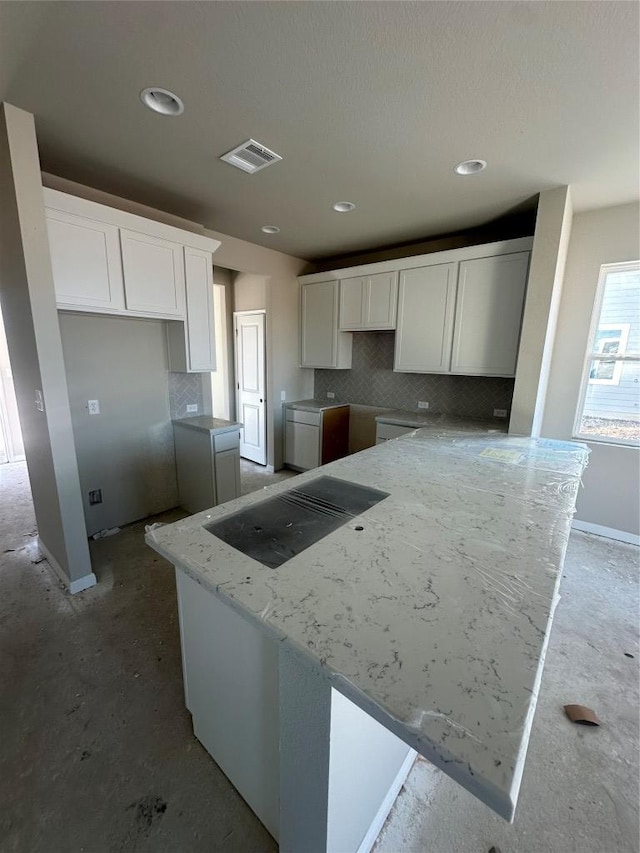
1;1;638;260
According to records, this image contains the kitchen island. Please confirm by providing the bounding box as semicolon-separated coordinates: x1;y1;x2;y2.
146;426;588;852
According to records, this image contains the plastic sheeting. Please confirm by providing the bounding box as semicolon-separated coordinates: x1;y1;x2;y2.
146;427;589;821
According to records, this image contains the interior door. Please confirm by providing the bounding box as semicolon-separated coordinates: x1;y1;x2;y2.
234;312;267;465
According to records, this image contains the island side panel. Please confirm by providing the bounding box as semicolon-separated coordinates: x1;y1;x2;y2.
175;568;280;839
279;646;332;853
327;689;416;853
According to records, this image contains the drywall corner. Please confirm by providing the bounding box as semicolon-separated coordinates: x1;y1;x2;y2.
510;186;573;436
0;102;92;585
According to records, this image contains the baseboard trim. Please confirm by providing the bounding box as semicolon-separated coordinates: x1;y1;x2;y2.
356;748;417;853
38;538;97;594
572;520;639;546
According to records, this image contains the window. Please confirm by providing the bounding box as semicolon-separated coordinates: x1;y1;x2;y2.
574;261;640;445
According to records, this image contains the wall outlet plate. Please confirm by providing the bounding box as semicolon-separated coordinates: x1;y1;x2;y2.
88;399;100;415
493;408;508;418
280;390;286;402
417;401;429;409
88;489;102;505
186;404;198;414
327;392;335;399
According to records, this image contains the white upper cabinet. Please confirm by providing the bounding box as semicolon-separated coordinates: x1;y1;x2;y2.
301;281;352;369
184;247;216;371
339;277;365;329
167;247;216;373
120;229;185;318
44;189;220;345
394;264;456;373
339;272;398;330
46;209;125;312
299;236;532;378
450;252;529;377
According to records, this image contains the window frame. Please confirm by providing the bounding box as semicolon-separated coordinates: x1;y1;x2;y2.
573;260;640;447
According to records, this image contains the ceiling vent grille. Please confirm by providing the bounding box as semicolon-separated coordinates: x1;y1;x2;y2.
220;139;282;174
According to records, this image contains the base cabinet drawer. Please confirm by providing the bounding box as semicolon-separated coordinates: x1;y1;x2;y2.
285;421;320;471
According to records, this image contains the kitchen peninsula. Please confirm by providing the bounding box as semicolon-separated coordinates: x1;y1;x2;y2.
146;426;589;852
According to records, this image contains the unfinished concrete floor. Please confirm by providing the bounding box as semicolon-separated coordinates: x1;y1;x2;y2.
1;460;638;853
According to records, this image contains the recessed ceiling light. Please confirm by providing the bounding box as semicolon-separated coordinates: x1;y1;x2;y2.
261;225;280;234
140;87;184;116
332;201;356;213
454;159;487;176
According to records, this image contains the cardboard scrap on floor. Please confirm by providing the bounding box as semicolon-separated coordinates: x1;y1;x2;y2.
564;704;601;726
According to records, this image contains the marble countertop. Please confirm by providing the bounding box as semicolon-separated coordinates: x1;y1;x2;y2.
172;416;242;435
375;410;505;431
286;398;350;412
146;427;588;821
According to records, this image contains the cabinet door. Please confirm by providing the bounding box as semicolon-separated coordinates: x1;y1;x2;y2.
365;272;398;329
120;229;185;317
46;209;125;311
301;281;338;367
285;421;320;470
185;247;216;371
394;263;456;372
451;252;529;377
339;277;365;329
214;448;241;505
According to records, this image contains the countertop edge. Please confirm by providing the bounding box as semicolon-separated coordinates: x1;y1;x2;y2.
145;528;517;822
172;418;242;435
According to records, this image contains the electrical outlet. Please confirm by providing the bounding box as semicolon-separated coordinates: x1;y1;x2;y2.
88;489;102;505
87;399;100;415
417;401;429;410
186;404;198;414
280;390;286;402
493;408;508;418
327;391;335;399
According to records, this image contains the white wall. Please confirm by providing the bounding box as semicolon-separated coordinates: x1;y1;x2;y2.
59;313;177;535
542;202;640;539
0;103;94;592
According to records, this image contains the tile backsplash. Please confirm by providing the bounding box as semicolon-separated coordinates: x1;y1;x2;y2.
314;332;514;418
168;372;206;419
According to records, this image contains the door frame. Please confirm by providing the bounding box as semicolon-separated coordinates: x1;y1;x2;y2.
233;310;268;466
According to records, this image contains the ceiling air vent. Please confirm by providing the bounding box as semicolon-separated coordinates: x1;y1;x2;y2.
220;139;282;174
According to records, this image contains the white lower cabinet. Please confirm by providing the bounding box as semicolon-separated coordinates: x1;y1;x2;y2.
120;229;186;317
394;263;456;373
451;252;529;376
174;422;241;514
285;419;321;471
46;209;125;312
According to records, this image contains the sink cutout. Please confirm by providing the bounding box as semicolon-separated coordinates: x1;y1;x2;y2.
203;475;389;568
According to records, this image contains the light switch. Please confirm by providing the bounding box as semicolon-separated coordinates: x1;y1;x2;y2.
88;400;100;415
186;404;198;414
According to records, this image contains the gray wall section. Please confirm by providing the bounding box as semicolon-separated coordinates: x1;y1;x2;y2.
542;202;640;537
59;313;178;536
0;103;92;587
314;332;514;419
